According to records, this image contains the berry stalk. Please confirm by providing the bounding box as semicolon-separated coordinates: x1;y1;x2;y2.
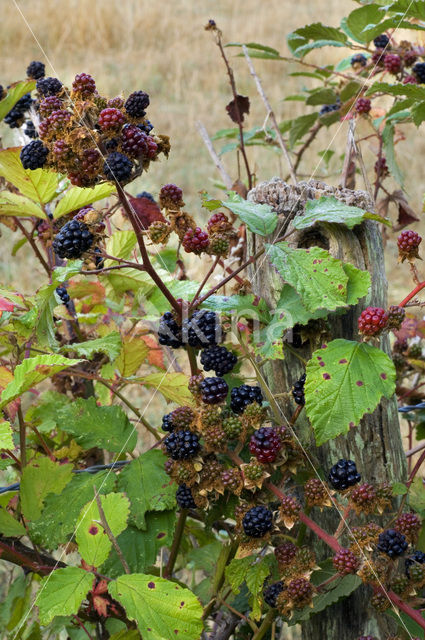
399;281;425;308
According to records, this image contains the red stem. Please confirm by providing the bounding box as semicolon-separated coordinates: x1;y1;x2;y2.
388;590;425;631
406;448;425;489
399;281;425;308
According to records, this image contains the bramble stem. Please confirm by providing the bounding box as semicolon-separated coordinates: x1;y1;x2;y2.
399;281;425;308
94;487;130;575
14;219;50;276
164;510;187;578
252;610;275;640
190;256;221;308
17;406;26;469
186;346;199;377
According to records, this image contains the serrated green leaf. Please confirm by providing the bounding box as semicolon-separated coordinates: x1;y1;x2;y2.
411;102;425;127
386;0;425;19
36;567;94;625
382;122;404;186
201;294;270;322
0;80;36;121
0;507;26;536
343;262;371;306
305;88;338;106
223;193;277;236
246;556;273;620
287;23;348;57
29;470;116;549
116;336;149;377
0;191;45;219
25;390;71;433
367;82;425;101
61;332;122;361
76;492;129;567
105;230;137;261
0;354;83;409
409;476;425;513
225;556;254;594
289;113;318;148
345;4;382;43
340;81;362;102
116;450;176;529
289;573;362;624
226;41;281;56
392;482;408;496
266;242;348;312
0;420;13;449
53;183;116;219
305;339;396;445
20;457;73;520
57;397;137;452
142;372;194;406
108;574;203;640
0;148;59;204
294;196;389;230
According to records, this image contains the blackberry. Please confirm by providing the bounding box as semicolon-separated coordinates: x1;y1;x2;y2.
36;77;63;96
391;574;409;595
287;578;313;607
107;96;124;109
408;343;423;359
373;34;390;49
138;119;154;134
249;427;281;463
159;183;184;209
162;414;174;432
200;345;237;376
371;49;386;66
230;385;263;415
98;107;126;131
370;591;390;612
328;459;361;491
184;310;222;348
52;219;93;259
351;53;367;68
145;136;158;160
148;221;171;244
49;109;71;132
24;120;38;139
274;542;297;566
263;581;284;608
56;286;70;305
94;247;104;269
176;484;196;509
244;458;266;483
81;148;101;176
158;311;183;348
304;478;327;507
397;229;422;260
221;468;243;492
39;96;63;117
137;191;156;202
395;512;422;542
209;233;230;257
387;305;405;329
280;495;301;523
182;227;210;254
14;93;34;112
333;548;360;575
384;53;402;74
207;212;230;233
319;102;340;116
358;306;388;336
403;74;418;84
124;90;150;118
164;429;200;460
4;107;24;128
103;152;133;183
413;62;425;83
200;376;228;404
377;529;408;558
26;60;45;79
405;550;425;578
404;50;418;67
292;373;306;406
163;406;195;431
72;73;96;97
121;125;148;157
355;98;371;114
242;505;273;538
351;483;377;512
20;140;49;170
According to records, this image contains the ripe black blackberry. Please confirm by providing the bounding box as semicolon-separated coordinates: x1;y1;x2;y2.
52;219;93;259
230;384;263;415
242;505;273;538
176;484;196;509
26;60;45;79
351;53;367;68
20;140;49;170
36;77;63;96
158;311;183;348
200;377;228;404
249;427;281;463
24;120;38;139
405;550;425;578
184;310;223;348
164;429;200;460
56;286;70;305
162;413;174;432
373;34;390;49
121;125;148;157
263;581;284;608
136;191;155;201
72;73;96;97
319;102;340;116
377;529;408;558
200;345;237;376
162;406;194;432
4;107;24;128
103;152;133;183
292;373;306;406
125;90;150;118
328;459;361;491
138;119;154;134
413;62;425;83
14;93;34;112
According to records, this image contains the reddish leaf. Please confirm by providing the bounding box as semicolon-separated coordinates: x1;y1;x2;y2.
0;298;14;312
68;280;105;305
142;335;165;369
226;95;250;124
92;594;109;617
127;196;165;230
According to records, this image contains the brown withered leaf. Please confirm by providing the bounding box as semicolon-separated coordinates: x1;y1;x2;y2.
126;195;166;230
226;95;250;124
232;179;248;199
377;190;419;230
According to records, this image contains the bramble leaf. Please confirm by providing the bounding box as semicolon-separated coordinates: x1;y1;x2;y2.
0;508;26;537
0;192;45;219
116;335;150;377
53;183;116;219
36;567;94;625
305;339;396;445
142;372;195;406
295;196;389;230
223;193;277;236
0;80;36;121
0;148;59;204
20;457;73;520
61;332;122;361
0;420;13;449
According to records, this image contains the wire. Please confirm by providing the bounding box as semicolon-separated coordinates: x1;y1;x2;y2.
398;402;425;413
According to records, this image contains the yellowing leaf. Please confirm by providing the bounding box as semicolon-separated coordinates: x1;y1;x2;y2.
53;183;116;219
0;192;45;219
116;335;149;376
143;372;194;406
0;148;59;204
0;420;13;449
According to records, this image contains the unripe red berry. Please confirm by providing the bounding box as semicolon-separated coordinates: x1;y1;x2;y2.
182;227;210;255
159;183;184;208
333;548;360;575
384;53;402;74
287;578;313;607
355;98;371;114
249;427;281;463
274;541;297;566
397;229;422;261
72;73;96;97
98;107;126;131
387;305;405;330
358;307;388;336
394;512;422;543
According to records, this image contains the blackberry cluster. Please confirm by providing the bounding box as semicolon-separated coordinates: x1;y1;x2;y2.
351;54;367;68
249;427;281;463
413;62;425;83
5;93;34;128
20;140;49;170
26;60;45;79
158;311;183;348
56;286;70;305
355;98;371;114
397;229;422;260
319;102;340;116
292;373;306;406
358;306;388;336
36;77;63;96
230;385;263;415
263;581;284;608
373;34;390;49
52;219;93;259
182;227;210;254
184;310;222;348
242;505;273;538
405;550;425;578
377;529;408;558
161;406;194;432
24;121;38;139
200;377;228;404
125;91;150;117
176;484;196;509
164;429;200;460
103;152;133;183
200;345;237;376
328;459;361;491
333;548;360;575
